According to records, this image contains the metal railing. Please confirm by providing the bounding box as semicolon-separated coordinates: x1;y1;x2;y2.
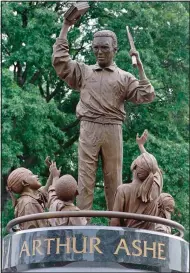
6;210;185;237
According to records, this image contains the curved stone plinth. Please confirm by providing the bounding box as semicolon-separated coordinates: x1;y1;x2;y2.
2;226;189;272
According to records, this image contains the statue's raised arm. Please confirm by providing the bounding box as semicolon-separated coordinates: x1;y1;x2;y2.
136;129;148;154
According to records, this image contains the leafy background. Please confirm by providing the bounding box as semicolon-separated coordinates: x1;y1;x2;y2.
2;1;189;240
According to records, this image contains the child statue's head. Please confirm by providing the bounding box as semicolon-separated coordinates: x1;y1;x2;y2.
131;152;159;181
55;175;78;202
7;168;41;194
130;152;161;203
158;193;175;219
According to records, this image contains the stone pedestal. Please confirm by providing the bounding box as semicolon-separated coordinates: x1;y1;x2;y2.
2;226;189;272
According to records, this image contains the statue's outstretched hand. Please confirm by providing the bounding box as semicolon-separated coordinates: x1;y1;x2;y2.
45;156;52;168
49;162;61;179
136;129;148;146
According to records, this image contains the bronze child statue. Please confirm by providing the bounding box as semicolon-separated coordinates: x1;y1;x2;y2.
48;161;87;226
7;164;52;230
155;192;175;234
110;130;163;230
52;16;155;217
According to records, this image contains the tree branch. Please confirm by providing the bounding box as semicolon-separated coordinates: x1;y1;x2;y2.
46;81;66;102
61;119;80;132
21;9;28;28
30;70;41;84
2;44;11;56
60;132;79;150
13;64;17;82
73;40;85;60
46;80;50;98
38;84;45;98
22;64;28;86
16;61;23;87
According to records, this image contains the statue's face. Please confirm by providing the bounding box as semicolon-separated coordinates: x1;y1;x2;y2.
24;170;41;190
92;36;116;68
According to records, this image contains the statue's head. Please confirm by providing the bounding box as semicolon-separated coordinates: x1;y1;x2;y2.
55;174;78;202
131;152;159;181
158;192;175;219
92;30;118;68
7;168;41;194
131;153;160;203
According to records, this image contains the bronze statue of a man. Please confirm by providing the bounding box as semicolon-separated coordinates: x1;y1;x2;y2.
52;18;155;215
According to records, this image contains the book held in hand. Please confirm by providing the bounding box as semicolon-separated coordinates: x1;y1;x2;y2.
64;2;90;22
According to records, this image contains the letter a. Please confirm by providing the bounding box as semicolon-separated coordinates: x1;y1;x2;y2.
19;241;30;257
114;239;131;255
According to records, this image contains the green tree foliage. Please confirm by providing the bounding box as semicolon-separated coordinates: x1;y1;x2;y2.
2;2;189;239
